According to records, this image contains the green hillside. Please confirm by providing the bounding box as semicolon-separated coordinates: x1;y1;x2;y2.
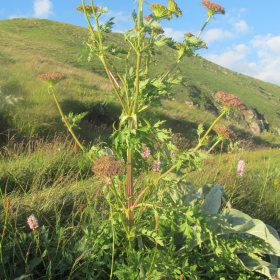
1;18;280;144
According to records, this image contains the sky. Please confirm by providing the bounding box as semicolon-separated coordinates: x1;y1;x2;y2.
1;0;280;86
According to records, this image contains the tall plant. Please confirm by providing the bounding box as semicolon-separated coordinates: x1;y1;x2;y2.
36;1;280;279
74;0;227;229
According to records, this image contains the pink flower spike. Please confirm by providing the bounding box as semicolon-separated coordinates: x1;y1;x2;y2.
27;214;39;232
153;160;161;172
237;160;245;176
141;147;151;159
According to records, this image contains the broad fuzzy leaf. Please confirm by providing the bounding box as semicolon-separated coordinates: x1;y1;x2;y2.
201;184;223;214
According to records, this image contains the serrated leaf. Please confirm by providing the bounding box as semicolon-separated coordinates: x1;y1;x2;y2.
168;0;182;17
149;3;172;20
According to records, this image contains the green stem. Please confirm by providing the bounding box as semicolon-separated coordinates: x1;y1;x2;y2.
196;14;212;38
127;148;134;229
133;164;177;207
109;204;115;280
207;139;221;154
160;58;181;82
50;87;86;153
132;0;143;115
193;110;226;152
82;1;128;115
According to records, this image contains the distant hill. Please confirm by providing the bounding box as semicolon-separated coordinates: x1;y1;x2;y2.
0;18;280;145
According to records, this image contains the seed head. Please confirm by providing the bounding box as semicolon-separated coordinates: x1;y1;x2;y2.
92;155;124;177
36;73;66;87
201;1;225;16
213;124;236;140
27;214;39;232
5;197;11;211
215;91;246;111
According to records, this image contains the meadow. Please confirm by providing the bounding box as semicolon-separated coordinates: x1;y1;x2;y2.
1;1;280;279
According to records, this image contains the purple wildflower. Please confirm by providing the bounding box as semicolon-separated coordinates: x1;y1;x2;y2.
153;160;161;172
141;147;151;159
237;160;245;176
27;214;39;232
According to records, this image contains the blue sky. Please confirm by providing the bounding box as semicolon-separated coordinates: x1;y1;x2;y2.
1;0;280;85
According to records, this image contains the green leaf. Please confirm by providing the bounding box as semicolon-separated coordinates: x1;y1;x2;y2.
14;275;33;280
100;17;114;33
168;181;202;206
201;184;223;214
239;255;280;279
27;257;42;272
168;0;182;17
149;4;172;20
222;209;280;255
197;124;204;138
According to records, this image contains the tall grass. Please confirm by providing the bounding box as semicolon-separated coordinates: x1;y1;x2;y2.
183;147;280;228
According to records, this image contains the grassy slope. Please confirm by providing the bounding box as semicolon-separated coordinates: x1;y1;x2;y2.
0;18;280;143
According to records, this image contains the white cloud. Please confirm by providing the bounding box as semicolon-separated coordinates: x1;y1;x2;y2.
33;0;53;18
204;49;247;71
163;27;184;42
233;19;250;34
202;28;233;45
203;35;280;85
251;34;280;54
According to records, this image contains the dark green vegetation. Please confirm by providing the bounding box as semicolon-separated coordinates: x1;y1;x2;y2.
0;18;280;145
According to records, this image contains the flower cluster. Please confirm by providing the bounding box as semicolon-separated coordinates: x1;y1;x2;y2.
237;160;245;176
215;91;246;110
213;124;236;140
92;155;124;177
27;214;39;232
141;147;151;159
36;73;66;87
76;5;100;15
153;160;161;172
201;1;225;16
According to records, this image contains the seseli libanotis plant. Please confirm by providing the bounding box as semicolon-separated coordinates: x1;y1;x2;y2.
36;1;280;279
